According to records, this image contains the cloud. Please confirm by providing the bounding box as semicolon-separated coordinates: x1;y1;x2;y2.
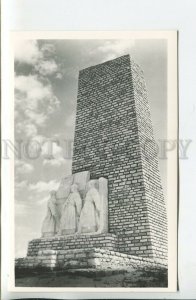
31;135;46;144
56;72;63;79
15;180;28;190
15;75;58;109
15;160;34;175
14;41;61;142
65;113;75;128
23;123;38;138
43;156;66;167
22;135;46;158
42;141;62;157
15;74;60;138
40;43;56;57
14;40;61;77
42;140;67;167
35;60;59;76
97;39;135;61
24;110;47;127
29;179;59;193
15;178;60;206
14;40;41;64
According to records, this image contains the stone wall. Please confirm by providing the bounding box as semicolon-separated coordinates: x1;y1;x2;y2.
27;234;118;257
58;248;167;270
131;61;167;259
16;248;167;270
72;55;167;259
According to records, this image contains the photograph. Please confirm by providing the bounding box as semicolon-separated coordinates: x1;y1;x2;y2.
12;31;177;290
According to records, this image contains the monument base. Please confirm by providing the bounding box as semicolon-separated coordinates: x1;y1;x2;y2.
27;233;118;257
16;233;167;271
15;248;167;271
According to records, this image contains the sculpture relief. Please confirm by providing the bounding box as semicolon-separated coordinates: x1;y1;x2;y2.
78;180;101;234
60;184;82;235
41;191;59;237
41;172;108;237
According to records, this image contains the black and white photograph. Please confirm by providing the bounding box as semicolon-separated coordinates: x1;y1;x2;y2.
12;31;177;290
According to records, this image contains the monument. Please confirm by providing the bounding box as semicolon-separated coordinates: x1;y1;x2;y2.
15;55;167;271
41;173;108;237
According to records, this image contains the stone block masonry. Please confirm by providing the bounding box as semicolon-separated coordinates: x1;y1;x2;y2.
27;234;118;257
72;54;167;259
15;248;167;270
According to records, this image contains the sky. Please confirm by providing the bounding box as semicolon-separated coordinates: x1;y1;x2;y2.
14;38;167;257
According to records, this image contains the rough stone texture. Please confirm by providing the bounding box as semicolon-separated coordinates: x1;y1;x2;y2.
16;247;167;271
57;248;167;270
98;177;108;233
72;54;167;259
27;234;118;257
15;250;58;269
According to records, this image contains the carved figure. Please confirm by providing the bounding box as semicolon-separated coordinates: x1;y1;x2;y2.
41;191;58;237
78;180;101;233
60;184;82;235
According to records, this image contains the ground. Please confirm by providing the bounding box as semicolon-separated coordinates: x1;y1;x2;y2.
15;266;168;288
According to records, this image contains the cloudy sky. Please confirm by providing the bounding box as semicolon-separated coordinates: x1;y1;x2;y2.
14;38;167;257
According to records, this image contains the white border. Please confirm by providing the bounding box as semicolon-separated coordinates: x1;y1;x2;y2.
2;30;177;296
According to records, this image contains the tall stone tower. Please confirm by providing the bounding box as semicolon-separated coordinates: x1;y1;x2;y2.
15;54;168;274
72;55;167;260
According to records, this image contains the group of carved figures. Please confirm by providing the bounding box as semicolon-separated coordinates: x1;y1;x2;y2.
41;180;101;237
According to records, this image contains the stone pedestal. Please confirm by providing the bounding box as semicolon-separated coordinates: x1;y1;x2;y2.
16;248;167;271
27;233;118;257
